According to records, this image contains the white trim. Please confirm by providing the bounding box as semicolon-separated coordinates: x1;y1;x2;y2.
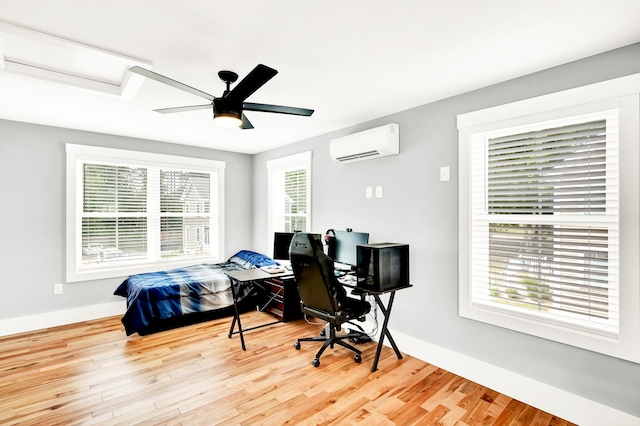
266;150;312;169
0;301;126;337
387;328;640;426
0;19;151;99
66;143;226;170
267;151;313;251
457;73;640;129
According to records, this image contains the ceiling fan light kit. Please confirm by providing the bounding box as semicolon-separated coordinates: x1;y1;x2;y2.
212;96;242;127
129;64;314;130
214;112;242;128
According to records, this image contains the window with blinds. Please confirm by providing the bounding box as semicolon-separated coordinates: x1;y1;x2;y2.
159;170;214;258
470;111;619;337
67;144;225;282
283;168;308;232
267;151;312;249
81;164;148;264
459;75;640;363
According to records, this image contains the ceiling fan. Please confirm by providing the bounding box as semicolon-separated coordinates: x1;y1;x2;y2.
129;64;314;129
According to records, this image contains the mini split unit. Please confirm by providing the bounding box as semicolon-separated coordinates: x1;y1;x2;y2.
330;123;400;163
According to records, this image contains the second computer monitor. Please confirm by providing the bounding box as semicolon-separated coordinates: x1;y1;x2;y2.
273;232;296;261
333;230;369;267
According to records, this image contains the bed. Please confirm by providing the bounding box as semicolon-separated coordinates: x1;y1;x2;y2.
114;250;279;335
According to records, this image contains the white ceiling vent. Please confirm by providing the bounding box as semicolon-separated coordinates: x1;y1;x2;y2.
330;123;399;163
0;19;151;99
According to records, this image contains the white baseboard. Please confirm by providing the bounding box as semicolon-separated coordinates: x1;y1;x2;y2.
386;327;640;426
0;301;126;337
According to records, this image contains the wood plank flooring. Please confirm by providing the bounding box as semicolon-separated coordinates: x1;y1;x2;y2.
0;313;576;425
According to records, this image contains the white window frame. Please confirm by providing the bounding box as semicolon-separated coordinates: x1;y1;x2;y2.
458;74;640;363
66;144;225;282
267;151;312;251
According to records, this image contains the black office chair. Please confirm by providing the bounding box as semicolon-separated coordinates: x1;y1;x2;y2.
289;233;371;367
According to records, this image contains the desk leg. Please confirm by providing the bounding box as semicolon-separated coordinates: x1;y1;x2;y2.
371;291;402;372
227;278;246;351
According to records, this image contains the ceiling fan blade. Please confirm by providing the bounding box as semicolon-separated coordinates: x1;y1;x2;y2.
154;104;212;114
225;64;278;103
244;102;314;116
241;113;254;130
129;66;215;101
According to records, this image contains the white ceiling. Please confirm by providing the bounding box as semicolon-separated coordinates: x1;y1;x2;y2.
0;1;639;154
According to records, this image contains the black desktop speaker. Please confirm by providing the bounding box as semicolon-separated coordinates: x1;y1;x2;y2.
356;243;409;292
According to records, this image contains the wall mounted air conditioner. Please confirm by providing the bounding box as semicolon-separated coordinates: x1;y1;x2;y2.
330;123;399;163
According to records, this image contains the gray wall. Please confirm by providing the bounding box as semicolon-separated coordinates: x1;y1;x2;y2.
252;43;640;416
0;120;254;319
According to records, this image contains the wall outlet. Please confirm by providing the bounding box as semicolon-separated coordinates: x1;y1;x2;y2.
53;283;64;295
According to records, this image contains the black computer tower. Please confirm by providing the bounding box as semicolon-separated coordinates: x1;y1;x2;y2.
356;243;409;292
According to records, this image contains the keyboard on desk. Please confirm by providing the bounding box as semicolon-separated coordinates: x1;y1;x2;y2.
338;273;357;286
260;266;285;274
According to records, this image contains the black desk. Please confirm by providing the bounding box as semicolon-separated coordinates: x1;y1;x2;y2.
225;268;294;351
344;280;413;372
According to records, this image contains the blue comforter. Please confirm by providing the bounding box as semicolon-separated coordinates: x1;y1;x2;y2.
115;262;250;335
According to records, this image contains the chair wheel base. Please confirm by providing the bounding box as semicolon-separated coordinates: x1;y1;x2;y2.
354;354;362;363
312;358;320;367
294;341;301;350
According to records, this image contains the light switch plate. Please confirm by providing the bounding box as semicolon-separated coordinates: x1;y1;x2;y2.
440;166;450;182
375;186;383;198
366;186;373;198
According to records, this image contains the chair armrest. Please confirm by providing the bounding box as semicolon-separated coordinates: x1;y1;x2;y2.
350;287;365;296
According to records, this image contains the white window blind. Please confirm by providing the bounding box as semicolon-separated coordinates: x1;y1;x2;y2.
471;113;619;337
81;163;148;263
282;168;308;232
67;144;225;282
267;151;311;252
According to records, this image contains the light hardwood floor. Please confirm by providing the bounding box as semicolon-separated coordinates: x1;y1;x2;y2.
0;313;576;425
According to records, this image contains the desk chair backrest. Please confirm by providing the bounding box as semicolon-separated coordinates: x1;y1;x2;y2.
289;233;346;317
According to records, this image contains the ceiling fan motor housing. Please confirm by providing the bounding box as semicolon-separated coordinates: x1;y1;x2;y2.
213;97;242;118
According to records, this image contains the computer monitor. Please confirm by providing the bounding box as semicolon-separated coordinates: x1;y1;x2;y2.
273;232;296;261
333;230;369;267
